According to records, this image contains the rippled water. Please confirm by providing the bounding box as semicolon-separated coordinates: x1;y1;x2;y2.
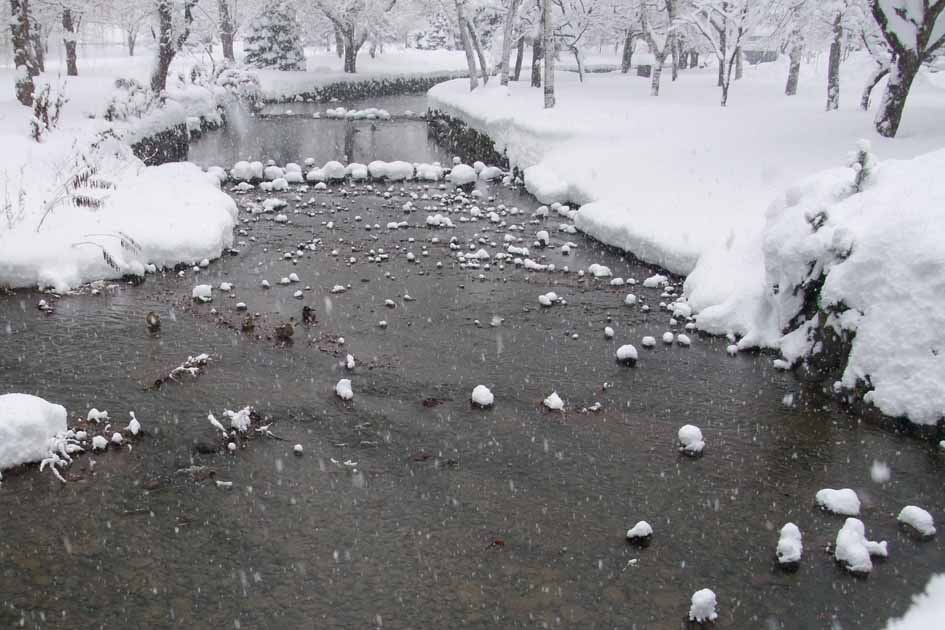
0;96;943;629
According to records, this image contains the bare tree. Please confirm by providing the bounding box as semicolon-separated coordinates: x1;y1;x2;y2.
9;0;41;106
455;0;479;90
151;0;200;93
543;0;554;107
218;0;235;61
500;0;522;85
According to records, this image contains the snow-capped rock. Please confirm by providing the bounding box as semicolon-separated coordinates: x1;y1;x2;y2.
776;523;803;565
471;385;494;408
616;344;638;366
689;589;718;623
86;408;109;422
677;334;692;347
816;488;861;516
626;521;653;542
91;435;108;451
543;391;564;411
835;517;887;573
587;264;612;278
643;274;668;288
624;294;637;306
0;394;68;471
192;285;212;302
125;412;141;436
335;379;353;401
448;164;477;186
898;506;936;537
604;326;615;339
678;424;705;455
641;336;656;348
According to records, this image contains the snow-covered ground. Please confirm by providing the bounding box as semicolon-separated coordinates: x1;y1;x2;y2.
429;56;945;425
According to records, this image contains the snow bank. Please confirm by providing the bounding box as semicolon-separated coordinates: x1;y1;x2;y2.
689;588;718;623
898;506;936;537
776;523;803;565
816;488;861;516
0;161;237;290
0;394;67;471
885;574;945;630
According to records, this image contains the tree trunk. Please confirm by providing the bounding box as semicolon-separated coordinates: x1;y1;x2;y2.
499;0;520;86
678;48;688;70
334;26;344;58
456;2;479;91
734;46;743;80
343;30;358;73
689;51;698;67
31;20;44;72
825;13;842;111
874;54;919;137
513;36;525;80
860;64;889;110
620;29;634;73
785;43;802;95
9;0;38;106
466;18;489;85
542;0;554;107
218;0;235;62
62;7;78;76
127;31;137;56
670;38;679;81
721;80;729;107
151;0;195;93
650;52;665;96
717;27;726;87
531;36;542;87
571;46;584;82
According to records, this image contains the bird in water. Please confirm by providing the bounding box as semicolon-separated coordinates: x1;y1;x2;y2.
145;311;161;333
241;314;255;334
302;305;317;325
275;317;295;343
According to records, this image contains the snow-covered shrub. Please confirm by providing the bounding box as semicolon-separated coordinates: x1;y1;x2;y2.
243;1;305;71
30;81;68;142
102;79;159;123
215;66;263;111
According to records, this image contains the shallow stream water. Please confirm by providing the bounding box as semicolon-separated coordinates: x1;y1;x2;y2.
0;95;942;629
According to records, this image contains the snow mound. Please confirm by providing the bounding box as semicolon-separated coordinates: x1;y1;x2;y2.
689;588;718;623
0;394;68;471
626;521;653;540
335;379;353;401
884;574;945;630
677;424;704;455
835;517;887;573
776;523;803;565
448;164;477;186
471;385;494;408
898;506;936;537
543;391;564;411
616;344;638;366
816;488;861;516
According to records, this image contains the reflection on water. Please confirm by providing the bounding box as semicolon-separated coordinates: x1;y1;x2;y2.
1;99;943;630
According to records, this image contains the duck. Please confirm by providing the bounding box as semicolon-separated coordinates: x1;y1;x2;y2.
302;305;317;325
145;311;161;332
275;317;295;342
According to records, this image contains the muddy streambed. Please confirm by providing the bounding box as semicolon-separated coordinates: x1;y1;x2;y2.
1;96;943;629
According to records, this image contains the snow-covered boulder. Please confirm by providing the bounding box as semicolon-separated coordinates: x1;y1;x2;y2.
306;168;326;182
626;521;653;543
0;394;68;471
192;284;213;302
347;163;368;180
689;589;718;623
417;163;444;181
616;344;638;366
323;161;346;181
263;165;285;181
677;424;705;455
386;161;414;181
816;488;860;516
776;523;803;566
335;379;353;401
471;385;494;408
449;164;477;186
898;506;936;537
835;517;887;573
587;264;612;278
543;391;564;411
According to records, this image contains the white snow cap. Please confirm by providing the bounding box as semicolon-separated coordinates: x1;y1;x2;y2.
192;285;212;302
86;408;109;422
604;326;615;339
626;521;653;540
616;344;638;364
689;588;718;623
677;425;705;454
543;391;564;411
815;488;861;516
897;506;936;537
471;385;494;408
91;435;108;451
776;523;803;565
448;164;477;186
335;379;353;401
884;573;945;630
587;264;612;278
125;412;141;436
0;394;68;471
835;517;887;573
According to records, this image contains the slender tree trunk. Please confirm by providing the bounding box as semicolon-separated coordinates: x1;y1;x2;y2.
334;25;344;58
151;0;195;93
531;35;542;87
620;29;634;73
826;13;842;111
31;20;44;72
218;0;235;62
127;31;137;56
717;27;726;87
734;46;743;80
874;54;919;137
860;63;889;110
785;43;802;95
678;48;688;70
456;2;479;91
542;0;554;107
670;38;679;81
9;0;39;106
571;46;584;82
466;18;489;85
343;30;359;73
513;36;525;80
62;7;78;76
690;51;698;67
650;52;665;96
499;0;520;86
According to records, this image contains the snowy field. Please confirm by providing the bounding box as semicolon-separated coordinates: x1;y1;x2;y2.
429;56;945;427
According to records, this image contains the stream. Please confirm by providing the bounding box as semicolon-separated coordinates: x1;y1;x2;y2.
0;93;942;629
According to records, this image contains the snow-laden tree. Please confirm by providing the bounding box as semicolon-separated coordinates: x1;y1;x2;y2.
9;0;41;105
868;0;945;137
243;1;306;70
641;0;678;96
681;0;771;106
100;0;152;56
151;0;200;93
311;0;401;73
781;0;809;95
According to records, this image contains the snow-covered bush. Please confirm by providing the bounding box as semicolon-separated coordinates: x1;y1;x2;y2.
30;81;68;142
243;1;305;71
215;66;263;111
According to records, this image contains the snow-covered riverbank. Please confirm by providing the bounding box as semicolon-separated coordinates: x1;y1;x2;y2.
428;57;945;426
